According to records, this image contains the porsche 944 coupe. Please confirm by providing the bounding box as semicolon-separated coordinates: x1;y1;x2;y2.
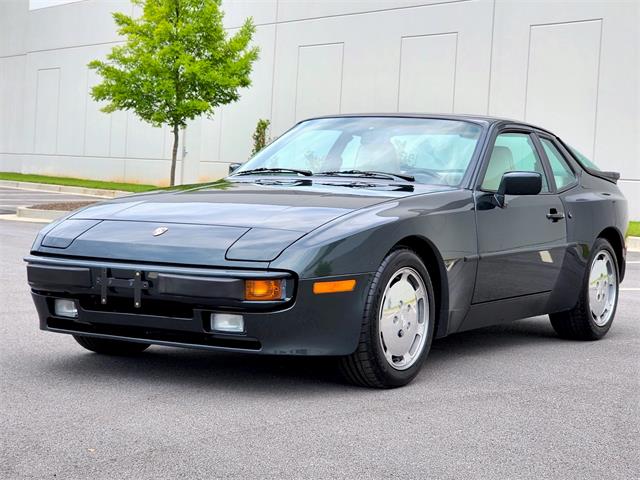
26;114;628;387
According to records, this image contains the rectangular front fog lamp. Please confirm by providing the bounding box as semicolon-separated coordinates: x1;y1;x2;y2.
211;313;245;333
313;279;356;294
54;298;78;318
244;279;283;301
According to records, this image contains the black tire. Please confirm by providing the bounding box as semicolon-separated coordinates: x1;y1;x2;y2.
73;335;150;355
339;248;436;388
549;238;619;340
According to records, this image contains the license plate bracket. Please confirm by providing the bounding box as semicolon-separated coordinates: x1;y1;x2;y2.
96;268;149;308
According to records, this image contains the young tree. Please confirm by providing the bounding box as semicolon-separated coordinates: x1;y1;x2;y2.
89;0;258;186
250;118;270;157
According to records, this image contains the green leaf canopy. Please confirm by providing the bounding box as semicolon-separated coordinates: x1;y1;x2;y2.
89;0;259;129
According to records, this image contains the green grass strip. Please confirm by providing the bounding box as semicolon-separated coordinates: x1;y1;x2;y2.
0;172;157;193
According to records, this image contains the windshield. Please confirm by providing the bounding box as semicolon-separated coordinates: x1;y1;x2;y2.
234;117;484;186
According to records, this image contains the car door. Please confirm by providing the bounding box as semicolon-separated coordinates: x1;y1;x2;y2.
472;129;567;303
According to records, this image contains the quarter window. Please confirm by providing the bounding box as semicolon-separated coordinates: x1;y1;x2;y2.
481;133;549;192
568;145;600;171
540;138;576;190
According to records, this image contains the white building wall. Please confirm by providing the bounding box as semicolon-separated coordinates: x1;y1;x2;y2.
0;0;638;217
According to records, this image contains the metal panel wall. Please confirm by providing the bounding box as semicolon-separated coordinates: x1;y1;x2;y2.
398;33;458;113
33;68;60;154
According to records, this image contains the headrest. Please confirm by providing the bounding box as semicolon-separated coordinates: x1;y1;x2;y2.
483;146;514;190
491;146;514;170
356;139;399;172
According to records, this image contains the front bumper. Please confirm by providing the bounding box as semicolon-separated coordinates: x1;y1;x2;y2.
26;255;372;356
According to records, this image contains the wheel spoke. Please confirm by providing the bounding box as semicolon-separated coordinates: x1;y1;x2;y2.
587;250;617;327
377;266;429;370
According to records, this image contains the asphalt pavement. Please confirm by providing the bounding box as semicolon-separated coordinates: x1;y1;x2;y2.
1;219;638;479
0;186;99;214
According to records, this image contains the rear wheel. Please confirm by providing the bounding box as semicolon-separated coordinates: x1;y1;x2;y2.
549;238;619;340
73;335;150;355
340;248;435;388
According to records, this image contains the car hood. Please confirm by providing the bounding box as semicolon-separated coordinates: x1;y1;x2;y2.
71;179;451;230
35;179;452;264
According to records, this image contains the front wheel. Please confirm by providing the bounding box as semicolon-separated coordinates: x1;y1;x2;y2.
340;248;436;388
74;335;150;355
549;238;619;340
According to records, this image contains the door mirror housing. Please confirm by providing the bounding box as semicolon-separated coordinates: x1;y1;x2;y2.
494;171;542;208
228;163;243;174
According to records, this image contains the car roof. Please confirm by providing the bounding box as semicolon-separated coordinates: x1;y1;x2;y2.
302;113;556;135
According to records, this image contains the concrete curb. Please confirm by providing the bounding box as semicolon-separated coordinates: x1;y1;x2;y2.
0;179;128;198
627;236;640;253
16;206;67;221
0;213;50;223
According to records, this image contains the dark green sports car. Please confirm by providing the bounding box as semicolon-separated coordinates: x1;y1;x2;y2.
26;114;628;387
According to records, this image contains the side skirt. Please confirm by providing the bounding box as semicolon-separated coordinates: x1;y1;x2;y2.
455;291;551;333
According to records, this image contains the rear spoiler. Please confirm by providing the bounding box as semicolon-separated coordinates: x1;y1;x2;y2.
589;169;620;184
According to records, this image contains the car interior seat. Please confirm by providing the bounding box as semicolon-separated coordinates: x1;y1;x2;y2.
355;135;400;173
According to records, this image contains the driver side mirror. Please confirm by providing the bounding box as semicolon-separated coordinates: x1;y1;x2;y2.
228;163;242;174
494;171;542;208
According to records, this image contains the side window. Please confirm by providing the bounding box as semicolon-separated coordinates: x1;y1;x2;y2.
540;138;576;190
481;133;549;192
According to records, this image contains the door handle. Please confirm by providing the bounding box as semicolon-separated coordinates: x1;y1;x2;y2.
546;209;565;222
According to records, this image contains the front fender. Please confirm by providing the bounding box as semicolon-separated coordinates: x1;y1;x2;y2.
271;190;477;277
270;190;478;335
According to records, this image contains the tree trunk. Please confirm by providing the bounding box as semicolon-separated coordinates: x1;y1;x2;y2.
170;124;179;186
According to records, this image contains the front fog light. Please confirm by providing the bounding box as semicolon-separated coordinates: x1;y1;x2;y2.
54;299;78;318
211;313;244;333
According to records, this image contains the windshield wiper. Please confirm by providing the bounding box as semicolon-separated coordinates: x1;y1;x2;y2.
318;170;415;182
233;167;313;177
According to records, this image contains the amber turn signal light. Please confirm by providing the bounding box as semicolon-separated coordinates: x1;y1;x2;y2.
313;279;356;294
245;279;283;301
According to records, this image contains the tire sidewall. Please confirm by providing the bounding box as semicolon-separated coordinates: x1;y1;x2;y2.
584;238;619;337
366;249;436;387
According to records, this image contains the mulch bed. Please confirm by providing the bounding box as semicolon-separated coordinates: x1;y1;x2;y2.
29;201;97;211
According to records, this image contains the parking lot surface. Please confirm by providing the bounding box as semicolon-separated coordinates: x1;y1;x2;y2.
0;186;99;214
1;219;638;479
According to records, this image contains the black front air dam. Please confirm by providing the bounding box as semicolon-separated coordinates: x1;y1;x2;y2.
29;268;372;356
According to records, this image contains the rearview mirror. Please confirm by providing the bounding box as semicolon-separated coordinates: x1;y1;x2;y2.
228;163;242;174
494;171;542;208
